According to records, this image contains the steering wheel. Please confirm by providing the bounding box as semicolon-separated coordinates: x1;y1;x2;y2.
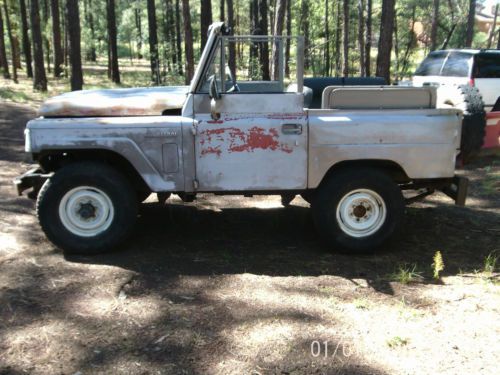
226;66;240;93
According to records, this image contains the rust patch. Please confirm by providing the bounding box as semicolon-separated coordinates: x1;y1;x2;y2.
200;145;222;157
228;126;292;153
199;126;293;157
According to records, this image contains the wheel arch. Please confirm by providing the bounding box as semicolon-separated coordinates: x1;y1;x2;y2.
37;149;151;194
317;159;410;188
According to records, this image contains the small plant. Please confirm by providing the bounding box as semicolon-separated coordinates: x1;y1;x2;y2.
386;336;409;348
483;252;498;274
388;264;423;284
432;251;445;280
353;298;370;310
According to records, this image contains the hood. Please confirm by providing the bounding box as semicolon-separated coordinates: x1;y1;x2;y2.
38;86;190;117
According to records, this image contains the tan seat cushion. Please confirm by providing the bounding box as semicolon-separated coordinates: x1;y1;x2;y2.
322;86;437;109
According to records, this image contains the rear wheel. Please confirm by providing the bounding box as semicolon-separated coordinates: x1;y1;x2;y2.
37;162;138;254
312;169;404;253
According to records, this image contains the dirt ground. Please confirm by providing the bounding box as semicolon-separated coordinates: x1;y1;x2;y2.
0;101;499;375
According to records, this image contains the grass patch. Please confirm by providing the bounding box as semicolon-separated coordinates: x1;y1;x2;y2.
386;336;409;348
0;87;32;102
481;166;500;195
388;264;423;284
353;298;370;310
483;252;498;274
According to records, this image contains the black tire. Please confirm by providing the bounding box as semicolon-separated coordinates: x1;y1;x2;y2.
439;84;486;163
312;169;404;254
36;162;138;254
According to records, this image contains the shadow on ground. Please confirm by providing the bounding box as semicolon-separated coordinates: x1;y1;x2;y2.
67;197;499;292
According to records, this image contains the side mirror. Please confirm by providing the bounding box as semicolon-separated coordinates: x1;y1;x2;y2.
208;76;221;120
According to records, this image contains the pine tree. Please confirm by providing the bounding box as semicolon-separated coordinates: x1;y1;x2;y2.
51;0;64;77
19;0;32;78
200;0;213;50
182;0;194;84
376;0;395;83
31;0;47;90
147;0;161;84
66;0;83;90
107;0;120;83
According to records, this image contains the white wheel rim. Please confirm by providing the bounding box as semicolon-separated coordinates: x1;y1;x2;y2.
336;189;386;238
58;186;114;237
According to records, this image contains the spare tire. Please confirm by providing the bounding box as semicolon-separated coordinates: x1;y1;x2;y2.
437;84;486;163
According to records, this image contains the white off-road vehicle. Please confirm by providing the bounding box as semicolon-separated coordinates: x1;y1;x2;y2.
15;23;467;254
413;49;500;160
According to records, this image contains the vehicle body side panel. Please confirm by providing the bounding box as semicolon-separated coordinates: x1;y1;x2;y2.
307;108;462;188
26;116;188;192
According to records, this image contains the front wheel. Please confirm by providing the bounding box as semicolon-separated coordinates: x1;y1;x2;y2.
36;162;138;254
312;169;404;253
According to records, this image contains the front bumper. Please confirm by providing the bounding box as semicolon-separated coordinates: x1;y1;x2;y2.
13;167;52;199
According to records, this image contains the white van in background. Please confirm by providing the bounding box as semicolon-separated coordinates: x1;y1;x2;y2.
413;49;500;112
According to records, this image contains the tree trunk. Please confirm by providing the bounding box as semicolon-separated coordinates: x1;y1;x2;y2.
3;0;18;82
135;3;143;59
147;0;160;84
335;0;341;75
42;0;50;74
487;4;498;48
182;0;194;84
300;0;309;70
358;0;365;76
19;0;32;77
285;0;291;77
248;0;258;76
259;0;270;80
393;10;399;81
430;0;439;51
219;0;224;21
0;4;10;79
226;0;236;78
200;0;212;50
236;0;241;61
63;7;68;74
342;0;349;77
324;0;330;76
30;0;47;90
272;0;286;80
465;0;475;48
400;5;416;76
364;0;371;76
66;0;83;90
166;0;176;71
441;0;456;50
376;0;395;83
107;0;120;83
84;0;96;61
51;0;64;77
175;0;183;74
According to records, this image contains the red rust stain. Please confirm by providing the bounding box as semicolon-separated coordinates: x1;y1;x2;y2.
201;145;222;157
199;126;294;156
202;128;227;135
